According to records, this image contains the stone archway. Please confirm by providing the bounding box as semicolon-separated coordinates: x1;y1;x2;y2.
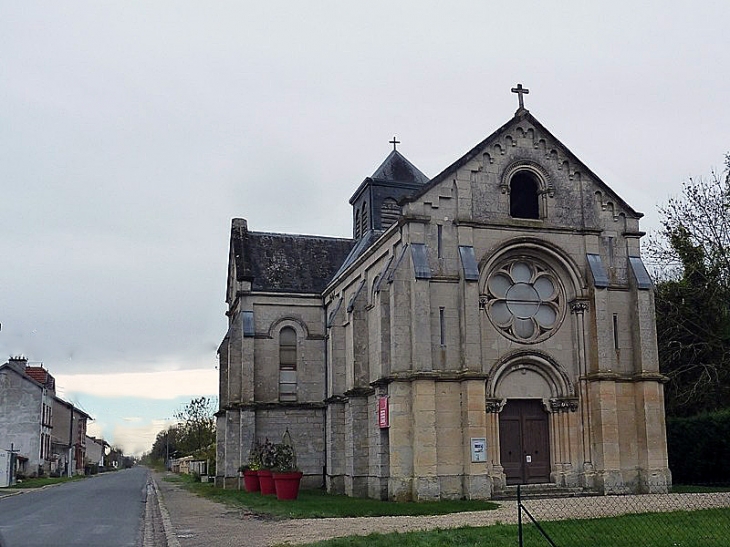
486;353;577;487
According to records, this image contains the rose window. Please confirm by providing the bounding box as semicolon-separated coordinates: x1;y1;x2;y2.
483;260;563;343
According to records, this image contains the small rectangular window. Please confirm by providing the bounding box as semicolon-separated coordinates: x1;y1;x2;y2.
613;314;619;350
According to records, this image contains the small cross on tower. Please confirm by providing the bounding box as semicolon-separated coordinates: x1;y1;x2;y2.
511;83;530;110
389;136;400;151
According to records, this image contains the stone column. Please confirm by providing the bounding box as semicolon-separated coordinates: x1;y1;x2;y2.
571;300;594;485
485;398;505;492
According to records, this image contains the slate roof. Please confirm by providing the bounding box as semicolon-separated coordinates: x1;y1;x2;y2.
371;149;429;185
230;219;355;294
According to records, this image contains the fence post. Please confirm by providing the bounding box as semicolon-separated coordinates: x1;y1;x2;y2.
518;484;523;547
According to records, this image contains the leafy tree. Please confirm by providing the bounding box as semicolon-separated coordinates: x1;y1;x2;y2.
647;155;730;416
174;396;216;456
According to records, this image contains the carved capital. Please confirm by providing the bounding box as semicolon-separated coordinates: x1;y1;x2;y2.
549;397;579;413
485;398;506;413
570;300;589;314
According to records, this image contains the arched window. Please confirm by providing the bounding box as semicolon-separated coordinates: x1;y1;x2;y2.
510;171;540;219
279;327;297;402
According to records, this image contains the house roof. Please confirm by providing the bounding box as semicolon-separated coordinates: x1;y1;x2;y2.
0;361;44;390
53;395;93;420
25;366;56;392
403;109;642;218
230;219;355;294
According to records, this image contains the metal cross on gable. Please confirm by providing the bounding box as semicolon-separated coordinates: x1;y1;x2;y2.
389;136;400;151
511;83;530;109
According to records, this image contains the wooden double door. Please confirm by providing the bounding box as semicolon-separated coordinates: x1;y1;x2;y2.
499;399;550;485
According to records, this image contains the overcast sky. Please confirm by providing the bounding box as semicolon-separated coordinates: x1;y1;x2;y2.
2;1;728;455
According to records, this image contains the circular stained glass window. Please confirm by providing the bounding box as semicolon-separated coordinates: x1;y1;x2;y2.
483;259;564;343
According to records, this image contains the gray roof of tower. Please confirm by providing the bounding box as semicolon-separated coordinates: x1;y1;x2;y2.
371;149;430;185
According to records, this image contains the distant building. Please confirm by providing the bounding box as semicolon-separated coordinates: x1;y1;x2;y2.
85;435;109;470
52;397;91;476
0;357;53;477
217;94;671;500
0;356;92;479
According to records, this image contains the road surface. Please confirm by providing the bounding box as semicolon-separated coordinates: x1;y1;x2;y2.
0;467;149;547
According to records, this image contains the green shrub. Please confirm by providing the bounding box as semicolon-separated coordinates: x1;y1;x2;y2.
667;408;730;483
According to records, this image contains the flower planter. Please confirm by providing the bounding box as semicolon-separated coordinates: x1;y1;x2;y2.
242;470;260;493
257;469;276;495
273;471;303;500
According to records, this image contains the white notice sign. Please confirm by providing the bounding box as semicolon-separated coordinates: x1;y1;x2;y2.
470;438;487;462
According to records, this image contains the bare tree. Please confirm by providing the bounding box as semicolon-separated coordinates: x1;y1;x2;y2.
647;156;730;416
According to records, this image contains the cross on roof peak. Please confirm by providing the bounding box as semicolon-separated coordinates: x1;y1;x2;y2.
511;83;530;110
389;136;400;151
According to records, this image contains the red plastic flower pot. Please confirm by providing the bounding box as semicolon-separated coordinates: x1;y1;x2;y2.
273;471;303;500
243;470;260;493
257;469;276;495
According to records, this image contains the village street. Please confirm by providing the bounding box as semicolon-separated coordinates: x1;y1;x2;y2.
0;467;149;546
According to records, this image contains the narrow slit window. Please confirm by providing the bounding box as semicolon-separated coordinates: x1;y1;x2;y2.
439;307;446;346
613;314;619;350
279;327;297;402
437;225;443;258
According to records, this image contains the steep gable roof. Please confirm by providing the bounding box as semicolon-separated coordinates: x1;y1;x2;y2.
403;109;642;218
228;219;355;294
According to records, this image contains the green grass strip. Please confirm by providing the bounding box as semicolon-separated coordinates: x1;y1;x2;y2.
301;508;730;547
164;474;499;519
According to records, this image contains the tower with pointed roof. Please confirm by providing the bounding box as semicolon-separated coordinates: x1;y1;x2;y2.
217;89;671;500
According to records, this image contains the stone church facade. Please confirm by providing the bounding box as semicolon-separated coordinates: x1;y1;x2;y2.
216;96;671;500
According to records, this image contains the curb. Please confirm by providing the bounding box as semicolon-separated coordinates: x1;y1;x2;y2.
150;476;181;547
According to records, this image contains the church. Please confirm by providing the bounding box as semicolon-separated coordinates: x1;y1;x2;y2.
216;87;672;500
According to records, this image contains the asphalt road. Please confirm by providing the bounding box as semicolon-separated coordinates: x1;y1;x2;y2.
0;467;150;547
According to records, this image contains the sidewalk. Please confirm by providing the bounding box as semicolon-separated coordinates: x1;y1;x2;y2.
153;473;730;547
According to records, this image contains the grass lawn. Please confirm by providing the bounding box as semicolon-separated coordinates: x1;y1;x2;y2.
301;508;730;547
9;475;86;488
164;474;500;519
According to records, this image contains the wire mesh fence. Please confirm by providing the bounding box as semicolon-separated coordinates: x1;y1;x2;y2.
516;485;730;547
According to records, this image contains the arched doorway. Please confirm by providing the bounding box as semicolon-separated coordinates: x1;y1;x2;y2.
486;353;575;487
499;399;550;484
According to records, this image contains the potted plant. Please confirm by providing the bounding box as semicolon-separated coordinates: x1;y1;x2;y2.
239;441;263;492
272;431;303;500
257;439;277;495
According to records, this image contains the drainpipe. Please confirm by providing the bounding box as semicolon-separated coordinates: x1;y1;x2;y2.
323;310;329;487
68;409;74;477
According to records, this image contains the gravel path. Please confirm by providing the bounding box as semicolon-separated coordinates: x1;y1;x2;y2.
153;473;730;547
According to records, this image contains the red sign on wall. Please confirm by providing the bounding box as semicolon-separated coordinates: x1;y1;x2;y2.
378;396;390;429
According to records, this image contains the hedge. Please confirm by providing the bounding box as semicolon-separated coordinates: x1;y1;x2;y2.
667;408;730;484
